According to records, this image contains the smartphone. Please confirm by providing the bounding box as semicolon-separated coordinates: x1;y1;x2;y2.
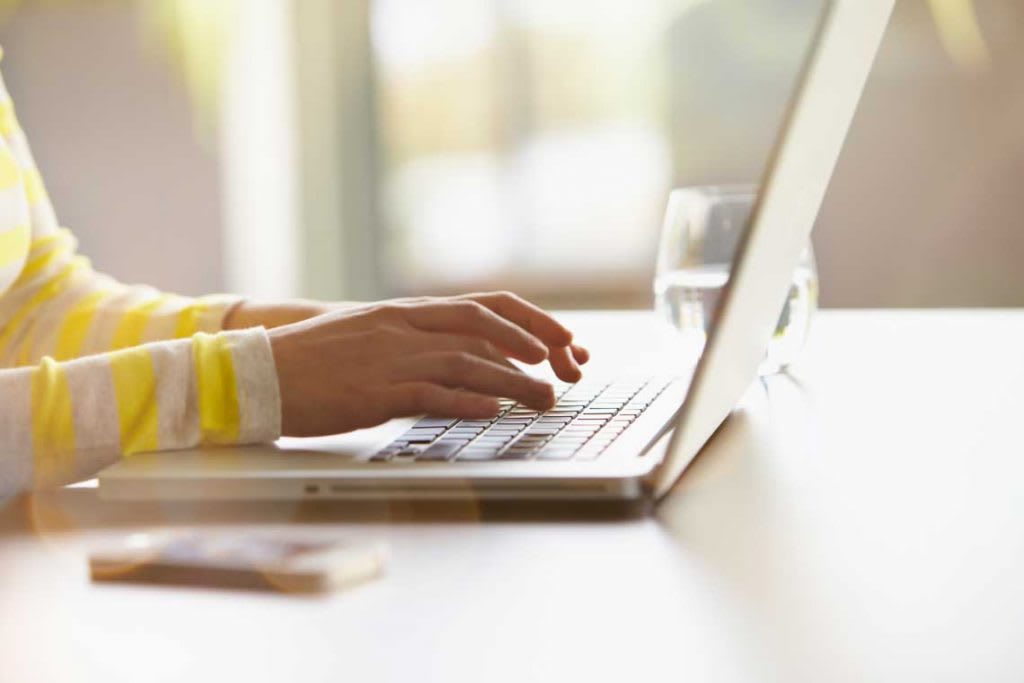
90;534;388;594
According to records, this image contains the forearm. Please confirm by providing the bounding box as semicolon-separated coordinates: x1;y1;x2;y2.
0;327;280;496
222;298;331;331
222;298;371;331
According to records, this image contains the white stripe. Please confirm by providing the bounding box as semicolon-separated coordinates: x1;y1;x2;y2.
0;179;29;234
140;296;188;344
6;127;36;170
29;199;58;237
228;328;281;443
151;338;201;450
5;128;59;237
78;285;160;355
11;276;104;364
0;235;80;327
0;366;34;496
196;295;242;333
0;265;93;367
64;353;122;482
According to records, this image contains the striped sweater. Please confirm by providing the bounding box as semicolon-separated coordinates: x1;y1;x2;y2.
0;52;281;496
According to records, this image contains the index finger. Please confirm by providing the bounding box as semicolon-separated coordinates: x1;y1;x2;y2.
462;292;574;348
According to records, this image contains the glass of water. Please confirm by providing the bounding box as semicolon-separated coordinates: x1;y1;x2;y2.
653;185;818;375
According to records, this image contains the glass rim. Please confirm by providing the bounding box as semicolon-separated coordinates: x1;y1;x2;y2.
667;183;759;201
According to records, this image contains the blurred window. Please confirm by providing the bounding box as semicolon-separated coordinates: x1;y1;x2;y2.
368;0;817;304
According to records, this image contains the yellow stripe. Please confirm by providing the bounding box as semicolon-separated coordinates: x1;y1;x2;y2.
193;332;241;444
15;327;35;367
0;147;20;189
0;224;30;269
28;229;72;256
0;98;18;138
31;356;77;488
53;289;112;360
110;294;170;351
109;346;160;454
15;230;74;283
174;299;209;338
0;260;81;356
23;167;46;205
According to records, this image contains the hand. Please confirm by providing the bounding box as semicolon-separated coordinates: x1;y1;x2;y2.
226;294;590;377
267;293;589;437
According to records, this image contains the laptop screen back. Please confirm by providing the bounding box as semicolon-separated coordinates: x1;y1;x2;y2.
651;0;895;498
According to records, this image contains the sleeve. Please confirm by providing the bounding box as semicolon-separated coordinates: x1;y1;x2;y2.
0;327;282;497
0;227;245;368
0;52;282;497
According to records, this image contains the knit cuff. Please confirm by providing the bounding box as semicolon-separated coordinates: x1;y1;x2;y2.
193;327;281;445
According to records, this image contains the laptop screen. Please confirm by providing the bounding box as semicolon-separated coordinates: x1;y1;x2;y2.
651;0;895;499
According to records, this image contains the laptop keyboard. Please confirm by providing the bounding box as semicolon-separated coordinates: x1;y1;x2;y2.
369;377;673;464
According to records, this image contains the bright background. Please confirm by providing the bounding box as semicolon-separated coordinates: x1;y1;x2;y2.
0;0;1021;309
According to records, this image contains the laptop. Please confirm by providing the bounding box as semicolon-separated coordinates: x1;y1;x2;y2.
99;0;895;503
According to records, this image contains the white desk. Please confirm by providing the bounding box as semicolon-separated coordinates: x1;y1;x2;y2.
2;310;1024;682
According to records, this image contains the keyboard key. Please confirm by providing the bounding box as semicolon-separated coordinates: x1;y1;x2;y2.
548;438;589;448
476;436;515;446
415;418;458;429
447;430;484;439
537;449;577;461
524;427;561;436
404;432;443;444
512;435;547;444
457;448;503;461
498;449;533;461
416;442;464;461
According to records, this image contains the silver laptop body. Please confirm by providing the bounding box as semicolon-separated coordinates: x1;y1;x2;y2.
99;0;895;503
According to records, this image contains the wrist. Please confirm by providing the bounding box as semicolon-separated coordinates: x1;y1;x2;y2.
224;300;330;331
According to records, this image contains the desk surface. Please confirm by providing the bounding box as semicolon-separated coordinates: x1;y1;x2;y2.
3;310;1023;682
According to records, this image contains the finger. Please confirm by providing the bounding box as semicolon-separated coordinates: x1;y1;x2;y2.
465;292;574;348
386;382;502;420
406;330;519;371
394;352;555;410
548;344;583;383
402;301;549;364
570;344;590;365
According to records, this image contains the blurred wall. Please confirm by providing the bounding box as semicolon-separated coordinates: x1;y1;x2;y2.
0;3;225;296
1;2;1022;308
817;1;1024;307
668;0;1024;308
